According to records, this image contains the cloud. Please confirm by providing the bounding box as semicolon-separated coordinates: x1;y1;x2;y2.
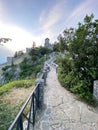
41;4;62;29
39;0;98;43
1;0;98;50
39;0;68;41
0;1;5;21
39;0;85;42
64;0;98;28
0;46;13;64
0;22;40;52
0;1;42;51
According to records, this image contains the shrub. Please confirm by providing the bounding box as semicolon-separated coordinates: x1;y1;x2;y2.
58;55;96;104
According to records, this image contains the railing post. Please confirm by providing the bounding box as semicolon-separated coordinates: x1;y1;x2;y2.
16;115;23;130
56;65;58;73
27;94;34;130
19;115;23;130
43;70;47;85
39;79;44;108
37;84;40;108
32;94;35;127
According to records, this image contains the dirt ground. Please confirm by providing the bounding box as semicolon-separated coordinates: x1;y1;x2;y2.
1;86;34;105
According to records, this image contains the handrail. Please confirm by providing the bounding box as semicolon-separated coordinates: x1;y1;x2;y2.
50;58;59;73
8;85;38;130
8;69;48;130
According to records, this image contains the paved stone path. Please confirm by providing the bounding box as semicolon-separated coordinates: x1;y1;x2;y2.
35;66;98;130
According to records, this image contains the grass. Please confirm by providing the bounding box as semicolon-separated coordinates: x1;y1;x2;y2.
0;79;35;95
0;49;49;130
0;101;21;130
0;79;35;130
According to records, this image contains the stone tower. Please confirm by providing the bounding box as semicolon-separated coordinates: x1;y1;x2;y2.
44;38;50;48
44;38;53;50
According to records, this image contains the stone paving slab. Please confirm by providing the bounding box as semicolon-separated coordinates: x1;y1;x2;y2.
34;66;98;130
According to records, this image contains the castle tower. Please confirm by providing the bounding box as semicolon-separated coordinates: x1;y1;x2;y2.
45;38;49;44
44;38;50;47
44;38;53;50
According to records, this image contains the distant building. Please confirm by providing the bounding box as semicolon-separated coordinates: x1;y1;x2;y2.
44;38;53;50
26;48;32;53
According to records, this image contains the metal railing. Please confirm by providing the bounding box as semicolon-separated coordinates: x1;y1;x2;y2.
8;70;47;130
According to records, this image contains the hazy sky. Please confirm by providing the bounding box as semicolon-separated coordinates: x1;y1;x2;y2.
0;0;98;52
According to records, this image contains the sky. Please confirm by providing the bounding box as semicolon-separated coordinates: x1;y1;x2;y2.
0;0;98;63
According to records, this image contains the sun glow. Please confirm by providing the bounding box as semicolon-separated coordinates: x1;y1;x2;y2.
0;22;38;52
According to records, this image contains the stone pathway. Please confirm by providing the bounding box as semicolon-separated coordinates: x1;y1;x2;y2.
35;66;98;130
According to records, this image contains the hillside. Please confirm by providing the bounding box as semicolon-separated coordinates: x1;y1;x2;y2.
0;80;35;130
0;46;51;130
0;46;51;84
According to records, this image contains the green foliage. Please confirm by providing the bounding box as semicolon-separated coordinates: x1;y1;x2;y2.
0;46;50;130
69;14;98;92
0;83;2;87
29;46;51;61
2;65;10;71
58;35;66;52
57;28;74;52
19;56;46;79
1;46;50;83
53;42;60;52
57;14;98;104
0;79;35;95
19;57;34;78
0;102;20;130
39;46;51;55
19;46;51;79
2;64;17;83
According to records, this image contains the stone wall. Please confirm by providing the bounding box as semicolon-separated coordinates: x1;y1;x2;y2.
6;53;30;65
93;80;98;100
0;52;30;80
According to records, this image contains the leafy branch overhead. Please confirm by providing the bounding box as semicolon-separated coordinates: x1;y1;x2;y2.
0;38;12;45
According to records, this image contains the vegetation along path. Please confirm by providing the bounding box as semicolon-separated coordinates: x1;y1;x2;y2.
35;65;98;130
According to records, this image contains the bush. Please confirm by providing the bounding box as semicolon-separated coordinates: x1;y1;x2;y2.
2;65;10;71
19;56;46;79
58;55;96;104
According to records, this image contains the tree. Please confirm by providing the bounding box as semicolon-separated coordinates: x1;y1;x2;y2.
69;14;98;93
29;47;39;61
29;46;51;61
58;14;98;103
0;38;12;45
39;46;51;55
57;28;75;52
53;42;60;52
57;35;66;52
